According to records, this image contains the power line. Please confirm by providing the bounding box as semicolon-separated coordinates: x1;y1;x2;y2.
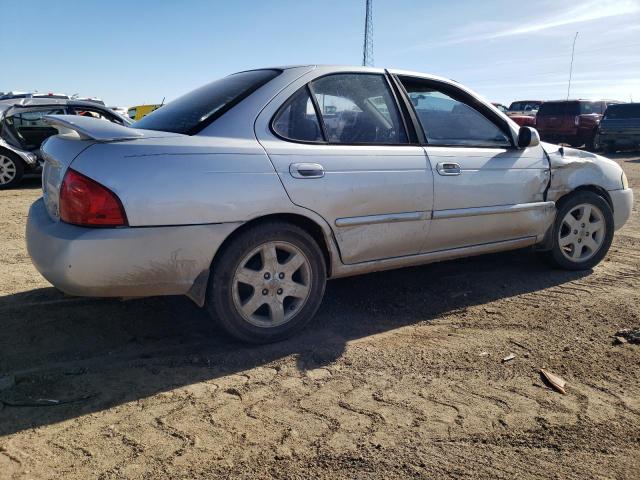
362;0;373;67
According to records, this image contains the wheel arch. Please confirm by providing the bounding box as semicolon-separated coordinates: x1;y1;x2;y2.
556;184;613;212
186;211;339;307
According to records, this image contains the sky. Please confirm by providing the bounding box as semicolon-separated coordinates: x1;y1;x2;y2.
1;0;639;107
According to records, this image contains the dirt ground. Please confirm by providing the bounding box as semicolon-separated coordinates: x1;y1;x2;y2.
1;154;639;480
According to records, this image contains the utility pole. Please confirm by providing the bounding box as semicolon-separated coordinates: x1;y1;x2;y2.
362;0;374;67
567;31;579;100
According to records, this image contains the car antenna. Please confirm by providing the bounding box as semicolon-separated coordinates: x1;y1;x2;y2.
566;31;578;101
160;97;165;106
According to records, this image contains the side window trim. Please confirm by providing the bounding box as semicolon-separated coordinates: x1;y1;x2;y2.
382;73;416;144
388;73;426;144
395;75;516;149
306;84;328;143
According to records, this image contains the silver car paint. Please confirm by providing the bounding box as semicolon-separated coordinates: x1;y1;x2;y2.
26;65;633;307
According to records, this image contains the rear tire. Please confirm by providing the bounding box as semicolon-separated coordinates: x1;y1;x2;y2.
544;191;614;270
0;151;24;189
206;221;327;343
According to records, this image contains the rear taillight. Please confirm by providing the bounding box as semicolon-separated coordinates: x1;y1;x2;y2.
59;169;127;227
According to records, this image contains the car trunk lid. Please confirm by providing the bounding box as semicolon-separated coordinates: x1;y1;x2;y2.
41;115;181;220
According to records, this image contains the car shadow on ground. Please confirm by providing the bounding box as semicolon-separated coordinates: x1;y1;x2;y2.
0;248;589;436
8;175;42;190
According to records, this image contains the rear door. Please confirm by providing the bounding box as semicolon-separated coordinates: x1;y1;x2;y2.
395;75;552;252
256;71;433;264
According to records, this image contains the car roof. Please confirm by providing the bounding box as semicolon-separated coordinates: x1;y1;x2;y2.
0;97;111;109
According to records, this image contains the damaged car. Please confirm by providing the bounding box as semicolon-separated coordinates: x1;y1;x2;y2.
0;98;131;188
25;66;633;343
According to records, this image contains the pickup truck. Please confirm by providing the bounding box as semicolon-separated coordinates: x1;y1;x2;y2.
596;103;640;153
536;99;621;150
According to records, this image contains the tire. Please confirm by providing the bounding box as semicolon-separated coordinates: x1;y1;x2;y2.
603;143;616;154
544;191;614;270
0;150;24;189
206;221;327;343
587;132;601;152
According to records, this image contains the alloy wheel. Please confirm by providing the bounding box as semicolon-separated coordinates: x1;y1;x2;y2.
0;155;17;185
231;241;312;328
558;203;606;262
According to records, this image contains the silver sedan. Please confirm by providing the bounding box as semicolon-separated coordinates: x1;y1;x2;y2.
26;66;633;343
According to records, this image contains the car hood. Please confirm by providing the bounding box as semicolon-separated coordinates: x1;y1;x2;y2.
541;142;624;201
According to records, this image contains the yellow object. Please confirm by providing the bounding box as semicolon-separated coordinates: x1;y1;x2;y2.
127;104;161;121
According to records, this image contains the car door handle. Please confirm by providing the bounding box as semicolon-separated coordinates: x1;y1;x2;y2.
436;162;461;176
290;162;325;179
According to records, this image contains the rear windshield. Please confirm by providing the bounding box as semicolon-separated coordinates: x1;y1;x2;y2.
134;69;281;134
604;103;640;119
538;101;602;116
508;101;541;112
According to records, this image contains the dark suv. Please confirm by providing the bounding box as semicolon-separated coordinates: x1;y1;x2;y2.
596;103;640;153
536;99;621;150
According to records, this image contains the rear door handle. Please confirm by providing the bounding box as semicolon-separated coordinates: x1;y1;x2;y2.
290;162;325;179
436;162;461;176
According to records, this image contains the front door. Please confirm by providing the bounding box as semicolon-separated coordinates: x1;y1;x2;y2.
397;75;552;252
257;72;433;264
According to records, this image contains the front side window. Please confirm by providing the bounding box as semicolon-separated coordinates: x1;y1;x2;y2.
135;69;281;134
400;78;511;147
309;73;407;144
272;87;323;142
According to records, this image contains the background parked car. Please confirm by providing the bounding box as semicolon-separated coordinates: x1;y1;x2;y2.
507;100;543;116
536;99;621;150
492;102;508;113
596;103;640;153
506;100;542;127
0;92;70;100
0;98;131;188
128;103;161;120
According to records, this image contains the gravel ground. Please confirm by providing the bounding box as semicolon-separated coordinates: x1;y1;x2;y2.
1;154;639;479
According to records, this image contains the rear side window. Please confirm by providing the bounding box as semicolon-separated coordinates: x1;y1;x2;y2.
309;74;408;144
272;87;324;142
604;104;640;119
134;69;281;135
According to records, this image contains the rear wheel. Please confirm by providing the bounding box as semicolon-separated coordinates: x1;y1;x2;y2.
206;222;327;343
545;191;613;270
0;151;24;189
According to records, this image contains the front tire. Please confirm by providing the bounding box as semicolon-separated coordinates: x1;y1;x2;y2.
0;151;24;189
206;221;327;343
546;191;614;270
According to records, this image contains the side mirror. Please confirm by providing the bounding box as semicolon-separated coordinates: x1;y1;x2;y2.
518;126;540;148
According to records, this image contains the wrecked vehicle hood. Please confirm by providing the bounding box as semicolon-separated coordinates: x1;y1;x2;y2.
541;142;624;201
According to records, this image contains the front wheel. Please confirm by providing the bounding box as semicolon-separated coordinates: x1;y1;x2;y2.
206;221;327;343
587;132;601;152
545;191;614;270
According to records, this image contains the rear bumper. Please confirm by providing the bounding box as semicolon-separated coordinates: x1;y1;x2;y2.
26;198;240;302
609;188;633;231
